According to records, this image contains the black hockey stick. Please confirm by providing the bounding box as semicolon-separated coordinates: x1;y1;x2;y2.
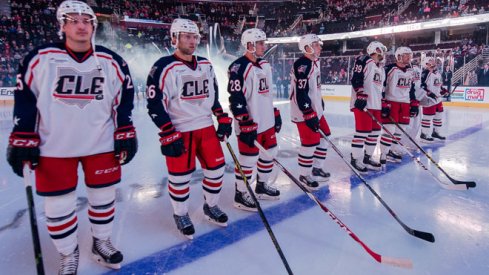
363;110;466;190
23;165;45;275
223;138;293;275
383;114;476;189
254;141;413;268
316;131;436;242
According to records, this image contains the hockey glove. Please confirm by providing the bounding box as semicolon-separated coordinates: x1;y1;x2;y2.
7;132;40;177
303;109;319;132
216;113;233;141
274;108;282;133
354;92;368;110
238;120;258;147
159;124;185;157
440;87;449;96
114;126;138;165
427;91;438;100
381;100;391;118
410;100;420;117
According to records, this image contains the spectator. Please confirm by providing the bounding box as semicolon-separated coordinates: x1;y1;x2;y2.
442;65;452;100
477;63;489;86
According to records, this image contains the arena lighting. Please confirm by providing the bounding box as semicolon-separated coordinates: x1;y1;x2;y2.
267;13;489;44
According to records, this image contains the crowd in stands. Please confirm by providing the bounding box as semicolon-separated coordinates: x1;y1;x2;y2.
1;0;489;89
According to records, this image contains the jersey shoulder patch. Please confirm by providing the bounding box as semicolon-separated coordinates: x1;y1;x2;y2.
294;56;312;75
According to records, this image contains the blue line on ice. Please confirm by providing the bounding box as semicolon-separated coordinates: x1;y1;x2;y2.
106;121;485;274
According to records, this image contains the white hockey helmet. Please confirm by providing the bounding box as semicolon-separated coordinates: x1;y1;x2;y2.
422;56;436;69
395;46;413;62
366;41;387;57
298;33;323;55
241;28;266;51
170;18;201;48
57;1;97;39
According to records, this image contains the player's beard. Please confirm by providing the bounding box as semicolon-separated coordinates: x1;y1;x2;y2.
179;47;195;56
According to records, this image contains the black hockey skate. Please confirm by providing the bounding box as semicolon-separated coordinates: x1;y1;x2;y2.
432;131;446;141
312;167;331;181
420;133;434;143
363;154;382;171
59;246;79;275
386;150;402;163
92;237;123;269
234;188;257;212
255;181;280;200
173;213;195;239
299;175;319;191
351;154;368;174
203;203;228;227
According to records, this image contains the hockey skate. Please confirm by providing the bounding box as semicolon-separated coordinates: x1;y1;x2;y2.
420;133;434;143
255;181;280;200
350;154;368;174
363;154;382;171
173;213;195;239
299;175;319;191
203;203;228;227
234;188;258;212
386;150;402;163
92;237;123;270
432;131;446;141
58;246;79;275
312;167;331;182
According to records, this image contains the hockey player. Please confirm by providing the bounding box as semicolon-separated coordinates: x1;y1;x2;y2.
146;18;232;238
350;41;387;172
227;28;282;212
406;57;423;139
379;46;418;164
6;1;136;273
420;56;448;142
290;33;332;190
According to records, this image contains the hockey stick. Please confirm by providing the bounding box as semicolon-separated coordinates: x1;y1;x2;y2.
254;141;413;269
443;83;459;98
315;130;435;242
23;165;45;275
363;110;467;190
384;113;475;189
223;138;293;275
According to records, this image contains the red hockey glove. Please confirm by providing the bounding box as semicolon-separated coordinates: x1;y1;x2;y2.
7;132;40;177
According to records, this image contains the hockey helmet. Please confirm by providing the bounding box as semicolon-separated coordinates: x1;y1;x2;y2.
366;41;387;57
170;18;201;48
298;34;323;55
422;56;436;69
57;1;97;39
241;28;267;51
395;46;413;63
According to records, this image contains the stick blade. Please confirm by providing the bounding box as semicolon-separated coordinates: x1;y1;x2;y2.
381;256;413;269
413;230;435;243
447;175;476;189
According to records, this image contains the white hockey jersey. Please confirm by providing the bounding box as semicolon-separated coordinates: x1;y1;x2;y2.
146;55;224;132
383;63;416;103
12;43;135;157
421;69;443;106
350;55;385;110
289;56;323;122
227;56;274;134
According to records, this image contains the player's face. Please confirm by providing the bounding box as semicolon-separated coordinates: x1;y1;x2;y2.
177;32;199;55
401;53;412;65
311;41;322;57
62;14;94;46
254;40;267;57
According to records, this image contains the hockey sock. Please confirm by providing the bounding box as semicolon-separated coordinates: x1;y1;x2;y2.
45;191;78;256
202;167;224;207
